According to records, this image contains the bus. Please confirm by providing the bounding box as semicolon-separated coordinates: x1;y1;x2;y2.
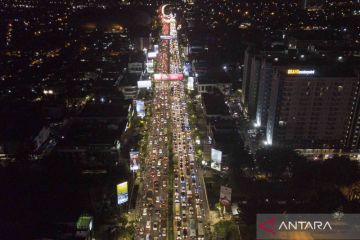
195;204;202;219
175;202;181;218
197;222;204;239
189;219;196;237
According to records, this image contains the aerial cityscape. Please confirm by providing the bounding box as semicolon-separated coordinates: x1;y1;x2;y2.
0;0;360;240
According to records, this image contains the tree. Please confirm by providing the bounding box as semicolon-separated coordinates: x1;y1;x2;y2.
320;156;360;186
213;220;241;240
231;142;253;170
255;147;304;179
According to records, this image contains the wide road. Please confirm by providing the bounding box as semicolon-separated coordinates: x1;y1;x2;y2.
136;5;208;240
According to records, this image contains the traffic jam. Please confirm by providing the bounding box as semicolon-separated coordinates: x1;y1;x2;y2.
136;4;207;240
171;81;206;240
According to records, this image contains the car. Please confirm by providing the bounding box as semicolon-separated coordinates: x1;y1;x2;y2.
189;206;194;215
177;230;181;239
153;222;158;231
192;178;196;185
162;228;166;237
143;208;147;216
183;228;188;237
146;221;151;229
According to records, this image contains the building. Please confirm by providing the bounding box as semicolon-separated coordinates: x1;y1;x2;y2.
255;58;273;128
201;93;231;119
241;47;254;110
117;73;140;99
0;102;50;158
55;99;129;165
265;66;360;153
248;56;262;120
300;0;326;9
197;70;232;95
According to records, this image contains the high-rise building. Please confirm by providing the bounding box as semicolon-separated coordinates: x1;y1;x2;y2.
255;58;273;128
265;66;360;152
300;0;327;9
241;47;253;112
248;56;262;120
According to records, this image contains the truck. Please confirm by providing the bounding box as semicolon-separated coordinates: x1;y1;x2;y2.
189;219;196;237
175;202;181;218
197;222;204;239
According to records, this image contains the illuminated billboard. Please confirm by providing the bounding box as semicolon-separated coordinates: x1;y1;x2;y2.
219;186;232;206
148;52;157;59
160;35;176;40
287;69;315;75
136;100;145;118
117;182;128;205
138;80;152;89
130;151;140;171
187;77;194;91
211;148;222;171
153;73;184;81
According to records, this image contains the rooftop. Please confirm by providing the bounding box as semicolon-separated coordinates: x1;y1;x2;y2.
202;93;230;116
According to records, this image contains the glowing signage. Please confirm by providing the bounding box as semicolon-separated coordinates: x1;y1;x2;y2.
153;73;184;81
160;35;176;40
136;100;145;118
137;80;152;89
130;151;140;171
219;186;232;206
147;52;157;58
211;148;222;171
287;69;315;75
117;182;128;205
187;77;194;91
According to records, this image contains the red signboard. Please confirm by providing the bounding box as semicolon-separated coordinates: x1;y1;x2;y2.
153;73;184;81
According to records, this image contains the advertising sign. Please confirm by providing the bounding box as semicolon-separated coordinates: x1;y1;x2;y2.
187;77;194;91
153;73;184;81
287;69;315;75
117;182;128;205
219;186;232;206
160;35;175;40
137;80;152;89
130;151;140;171
148;52;157;58
211;148;222;171
136;100;145;118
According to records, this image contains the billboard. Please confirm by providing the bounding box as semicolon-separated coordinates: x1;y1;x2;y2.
147;52;157;58
187;77;194;91
137;80;151;89
160;35;175;40
117;182;128;205
130;151;140;171
219;186;232;206
146;62;154;73
136;100;145;118
153;73;184;81
211;148;222;171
